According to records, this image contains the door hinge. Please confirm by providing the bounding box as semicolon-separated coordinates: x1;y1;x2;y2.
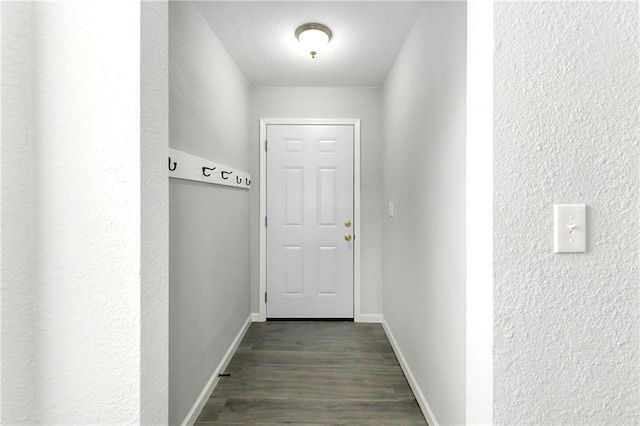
265;216;268;227
265;140;268;152
265;292;267;303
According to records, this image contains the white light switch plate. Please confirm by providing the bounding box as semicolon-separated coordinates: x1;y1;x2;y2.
388;202;394;217
554;204;586;253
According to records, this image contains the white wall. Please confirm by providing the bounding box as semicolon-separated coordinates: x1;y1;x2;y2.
250;87;384;318
141;2;170;424
1;2;38;423
466;1;493;424
168;3;251;424
494;2;639;424
31;3;140;420
382;3;467;425
1;1;169;423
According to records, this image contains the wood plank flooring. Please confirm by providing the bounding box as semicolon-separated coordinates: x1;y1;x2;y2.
195;321;427;425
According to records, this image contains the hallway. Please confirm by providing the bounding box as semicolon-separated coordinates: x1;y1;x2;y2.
2;1;638;424
169;2;468;422
195;321;426;425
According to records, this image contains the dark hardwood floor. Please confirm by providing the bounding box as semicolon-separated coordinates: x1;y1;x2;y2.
195;321;427;425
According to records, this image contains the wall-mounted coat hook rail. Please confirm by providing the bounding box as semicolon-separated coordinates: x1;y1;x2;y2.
168;148;251;189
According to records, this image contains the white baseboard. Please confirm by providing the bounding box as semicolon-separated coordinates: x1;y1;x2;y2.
381;317;439;426
181;315;252;426
355;313;382;323
251;312;264;322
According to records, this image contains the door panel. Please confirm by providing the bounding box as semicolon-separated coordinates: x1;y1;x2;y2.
283;245;303;295
267;124;354;318
317;168;338;226
284;167;304;226
317;245;338;295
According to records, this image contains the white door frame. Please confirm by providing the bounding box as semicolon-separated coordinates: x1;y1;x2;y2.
258;118;362;322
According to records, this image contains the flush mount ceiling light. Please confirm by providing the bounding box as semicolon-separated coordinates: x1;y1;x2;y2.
295;23;332;59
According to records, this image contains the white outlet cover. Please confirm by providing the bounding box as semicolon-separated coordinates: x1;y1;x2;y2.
554;204;586;253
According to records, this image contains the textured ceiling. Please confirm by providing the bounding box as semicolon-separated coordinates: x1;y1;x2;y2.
195;1;425;87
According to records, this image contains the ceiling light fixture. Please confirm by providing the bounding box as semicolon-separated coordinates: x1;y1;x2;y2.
295;23;332;59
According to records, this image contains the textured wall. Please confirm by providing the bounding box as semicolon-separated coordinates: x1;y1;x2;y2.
250;87;384;317
141;2;169;424
382;3;467;424
494;2;639;424
2;2;170;423
1;1;153;422
169;3;251;424
31;2;143;422
1;2;38;423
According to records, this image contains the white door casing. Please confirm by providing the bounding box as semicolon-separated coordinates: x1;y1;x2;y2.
266;124;354;318
257;119;361;321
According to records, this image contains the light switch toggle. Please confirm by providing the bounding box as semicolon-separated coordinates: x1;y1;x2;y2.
554;204;586;253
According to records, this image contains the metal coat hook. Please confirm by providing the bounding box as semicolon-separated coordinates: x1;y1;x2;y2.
168;148;250;190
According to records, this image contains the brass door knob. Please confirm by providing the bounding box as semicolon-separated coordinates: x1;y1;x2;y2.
344;220;352;228
344;233;352;241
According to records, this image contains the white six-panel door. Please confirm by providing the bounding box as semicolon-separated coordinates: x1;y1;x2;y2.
266;125;354;318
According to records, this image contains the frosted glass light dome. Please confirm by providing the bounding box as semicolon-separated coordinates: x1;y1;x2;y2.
295;23;332;59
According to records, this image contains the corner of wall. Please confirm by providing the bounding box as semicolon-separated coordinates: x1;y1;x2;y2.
180;315;252;426
381;317;439;426
141;1;170;423
0;2;38;422
465;1;494;424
